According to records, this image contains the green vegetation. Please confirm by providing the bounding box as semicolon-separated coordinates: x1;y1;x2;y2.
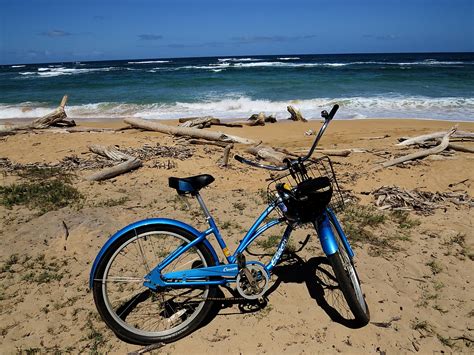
341;203;422;257
232;201;247;211
82;318;107;353
0;166;81;213
16;254;66;284
390;210;421;229
95;196;129;207
256;234;281;251
426;259;443;275
0;254;19;273
411;319;432;332
443;233;473;260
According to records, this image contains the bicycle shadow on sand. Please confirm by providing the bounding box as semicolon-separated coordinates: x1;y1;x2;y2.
201;252;365;331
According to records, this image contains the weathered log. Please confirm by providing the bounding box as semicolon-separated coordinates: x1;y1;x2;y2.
212;121;244;128
265;115;277;123
30;95;75;128
361;135;390;140
293;148;353;157
0;95;75;134
178;116;242;127
88;144;134;161
397;130;473;146
448;143;474;153
86;144;143;181
316;149;351;157
124;117;255;144
246;144;287;165
219;144;233;167
287;105;307;122
86;158;142;181
48;127;130;134
180;116;220;129
247;112;267;126
187;139;229;148
382;127;456;168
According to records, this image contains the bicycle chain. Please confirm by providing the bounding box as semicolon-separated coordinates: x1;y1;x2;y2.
204;296;246;301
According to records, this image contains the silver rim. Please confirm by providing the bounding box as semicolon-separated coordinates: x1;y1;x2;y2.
330;221;368;315
99;230;209;337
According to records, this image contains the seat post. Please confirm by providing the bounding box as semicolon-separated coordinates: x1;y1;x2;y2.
194;192;212;219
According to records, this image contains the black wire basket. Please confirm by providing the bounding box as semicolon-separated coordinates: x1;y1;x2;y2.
267;156;345;223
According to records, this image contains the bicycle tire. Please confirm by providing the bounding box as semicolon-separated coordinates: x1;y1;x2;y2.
92;224;218;344
327;219;370;325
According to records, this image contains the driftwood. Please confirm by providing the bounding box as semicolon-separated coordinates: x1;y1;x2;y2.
30;95;74;128
382;127;456;168
246;144;287;165
219;144;233;167
187;139;229;148
417;139;474;154
362;135;390;140
178;116;242;128
287;105;307;122
0;144;192;174
244;112;277;125
180;116;220;128
397;130;474;146
293;147;354;157
448;143;474;153
372;186;473;215
86;145;142;181
246;112;266;126
0;95;75;135
86;159;142;181
124;117;255;144
50;127;129;133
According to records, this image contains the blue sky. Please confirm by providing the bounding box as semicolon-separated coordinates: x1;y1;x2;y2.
0;0;473;64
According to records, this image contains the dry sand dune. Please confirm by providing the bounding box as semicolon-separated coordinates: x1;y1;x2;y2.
1;118;473;353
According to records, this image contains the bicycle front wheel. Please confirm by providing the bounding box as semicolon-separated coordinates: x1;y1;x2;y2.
92;225;218;345
327;218;370;325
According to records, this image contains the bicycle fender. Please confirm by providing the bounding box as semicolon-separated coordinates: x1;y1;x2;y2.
316;214;339;256
89;218;219;289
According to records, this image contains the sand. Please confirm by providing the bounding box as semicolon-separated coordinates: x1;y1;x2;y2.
0;117;473;353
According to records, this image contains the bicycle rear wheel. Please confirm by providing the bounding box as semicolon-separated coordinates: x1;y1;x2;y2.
92;225;218;344
326;218;370;325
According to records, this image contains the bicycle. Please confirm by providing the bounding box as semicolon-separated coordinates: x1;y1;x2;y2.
89;104;370;345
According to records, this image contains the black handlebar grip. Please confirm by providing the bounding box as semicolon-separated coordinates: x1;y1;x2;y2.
328;104;339;120
234;154;245;162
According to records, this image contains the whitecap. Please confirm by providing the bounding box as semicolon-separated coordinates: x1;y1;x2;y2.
217;57;261;62
127;60;170;64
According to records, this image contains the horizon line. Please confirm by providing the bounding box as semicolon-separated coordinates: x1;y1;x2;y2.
1;50;473;66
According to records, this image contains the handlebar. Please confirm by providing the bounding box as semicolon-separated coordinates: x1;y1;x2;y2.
234;154;288;171
234;104;339;171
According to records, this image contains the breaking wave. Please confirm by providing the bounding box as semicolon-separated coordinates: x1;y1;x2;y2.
1;96;472;121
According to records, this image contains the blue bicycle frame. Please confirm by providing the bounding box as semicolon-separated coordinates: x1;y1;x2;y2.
138;195;354;290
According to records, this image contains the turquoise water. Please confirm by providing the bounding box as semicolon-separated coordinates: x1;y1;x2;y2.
1;52;473;120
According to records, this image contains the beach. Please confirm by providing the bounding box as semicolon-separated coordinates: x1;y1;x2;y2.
1;116;473;353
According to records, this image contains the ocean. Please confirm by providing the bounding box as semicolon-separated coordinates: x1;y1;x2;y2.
1;52;473;121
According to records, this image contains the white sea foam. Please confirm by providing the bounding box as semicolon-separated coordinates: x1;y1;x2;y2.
1;96;473;121
218;58;261;62
134;96;474;121
127;60;170;64
10;65;26;68
278;57;300;60
138;60;471;72
19;67;117;78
